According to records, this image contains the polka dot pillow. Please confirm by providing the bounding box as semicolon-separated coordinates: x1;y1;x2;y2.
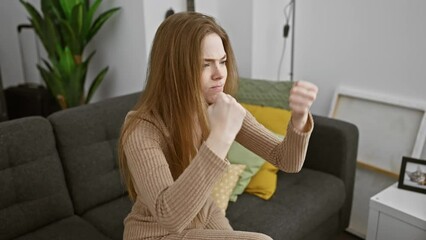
211;164;246;213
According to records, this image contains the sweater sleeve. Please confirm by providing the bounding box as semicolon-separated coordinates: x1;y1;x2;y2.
123;119;229;233
235;111;314;173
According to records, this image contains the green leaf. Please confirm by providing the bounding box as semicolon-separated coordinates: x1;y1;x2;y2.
87;7;120;43
84;50;96;64
67;64;84;106
59;0;83;19
71;3;84;37
58;18;80;55
41;0;51;14
79;50;96;85
83;0;101;42
44;0;65;17
37;64;55;90
58;47;75;78
20;1;44;39
42;59;53;72
29;19;51;55
49;1;67;21
43;14;61;58
87;0;102;26
86;66;108;104
37;63;64;102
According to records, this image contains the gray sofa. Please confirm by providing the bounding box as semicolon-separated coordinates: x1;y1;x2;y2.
0;87;358;240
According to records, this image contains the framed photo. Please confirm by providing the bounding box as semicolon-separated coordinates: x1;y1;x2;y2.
398;156;426;194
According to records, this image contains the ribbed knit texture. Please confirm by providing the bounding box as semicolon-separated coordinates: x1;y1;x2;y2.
122;110;313;240
236;112;313;173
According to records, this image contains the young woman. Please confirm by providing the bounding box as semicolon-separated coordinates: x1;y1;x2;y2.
119;12;318;240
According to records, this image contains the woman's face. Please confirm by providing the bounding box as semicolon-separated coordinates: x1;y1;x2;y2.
200;33;227;104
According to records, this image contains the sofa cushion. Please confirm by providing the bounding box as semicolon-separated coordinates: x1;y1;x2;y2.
48;93;138;216
245;161;279;200
14;215;111;240
226;168;346;240
0;117;74;240
82;196;132;240
236;77;292;110
240;103;292;135
227;141;265;201
211;164;246;213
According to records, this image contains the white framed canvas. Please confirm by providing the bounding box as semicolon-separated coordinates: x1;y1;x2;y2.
329;86;426;175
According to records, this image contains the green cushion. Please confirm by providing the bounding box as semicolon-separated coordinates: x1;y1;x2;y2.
236;77;293;110
227;141;265;202
228;133;285;202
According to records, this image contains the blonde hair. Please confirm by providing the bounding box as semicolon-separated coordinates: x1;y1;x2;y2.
118;12;239;201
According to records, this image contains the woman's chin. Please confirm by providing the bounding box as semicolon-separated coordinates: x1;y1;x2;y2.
205;94;218;105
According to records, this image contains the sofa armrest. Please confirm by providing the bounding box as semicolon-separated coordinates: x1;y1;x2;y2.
304;114;359;230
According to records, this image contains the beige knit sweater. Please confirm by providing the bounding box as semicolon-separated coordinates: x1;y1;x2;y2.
122;110;313;239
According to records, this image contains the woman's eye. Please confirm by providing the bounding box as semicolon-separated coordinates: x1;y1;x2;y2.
203;63;210;68
220;60;227;65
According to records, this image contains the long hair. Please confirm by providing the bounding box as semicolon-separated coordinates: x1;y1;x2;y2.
118;12;239;201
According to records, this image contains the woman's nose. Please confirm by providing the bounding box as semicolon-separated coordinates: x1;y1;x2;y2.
212;63;224;80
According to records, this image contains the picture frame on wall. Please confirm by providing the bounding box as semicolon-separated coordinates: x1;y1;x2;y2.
398;156;426;194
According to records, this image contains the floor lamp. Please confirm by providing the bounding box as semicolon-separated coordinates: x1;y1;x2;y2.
278;0;295;81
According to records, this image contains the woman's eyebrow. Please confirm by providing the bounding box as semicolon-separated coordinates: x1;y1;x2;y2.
203;54;227;62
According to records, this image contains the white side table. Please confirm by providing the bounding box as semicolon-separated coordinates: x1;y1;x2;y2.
366;183;426;240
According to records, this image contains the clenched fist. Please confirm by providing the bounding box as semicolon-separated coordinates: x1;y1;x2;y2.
289;81;318;131
207;92;246;140
205;92;246;159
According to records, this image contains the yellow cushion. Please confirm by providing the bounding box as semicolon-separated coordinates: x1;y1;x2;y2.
241;103;292;136
239;103;292;200
245;162;279;200
211;164;246;213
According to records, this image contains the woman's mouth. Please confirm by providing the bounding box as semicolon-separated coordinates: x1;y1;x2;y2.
210;85;223;93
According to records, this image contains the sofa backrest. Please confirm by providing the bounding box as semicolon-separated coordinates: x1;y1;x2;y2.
236;77;292;110
0;116;74;240
48;93;139;215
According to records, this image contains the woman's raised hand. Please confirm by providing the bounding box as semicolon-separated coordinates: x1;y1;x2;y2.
289;81;318;132
205;93;246;159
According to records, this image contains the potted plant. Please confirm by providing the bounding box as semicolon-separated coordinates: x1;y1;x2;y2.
20;0;120;109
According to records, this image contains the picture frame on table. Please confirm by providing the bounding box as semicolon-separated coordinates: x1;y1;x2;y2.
398;156;426;194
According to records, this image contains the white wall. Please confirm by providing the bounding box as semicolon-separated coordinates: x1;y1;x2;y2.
217;0;253;78
0;0;36;88
294;0;426;115
197;0;426;116
196;0;254;78
252;0;293;81
86;0;146;102
2;0;425;114
195;0;219;19
196;0;293;80
86;0;185;102
142;0;186;57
